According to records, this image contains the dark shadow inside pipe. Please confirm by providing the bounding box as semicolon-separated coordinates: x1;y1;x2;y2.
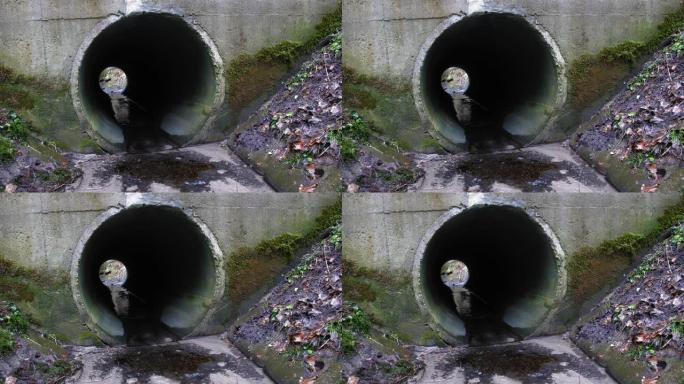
420;206;558;346
421;13;558;152
78;13;217;153
78;206;216;345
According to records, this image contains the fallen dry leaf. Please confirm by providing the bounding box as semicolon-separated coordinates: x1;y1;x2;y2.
346;183;359;193
299;183;318;193
642;376;659;384
642;183;659;193
4;183;17;193
347;376;360;384
300;377;317;384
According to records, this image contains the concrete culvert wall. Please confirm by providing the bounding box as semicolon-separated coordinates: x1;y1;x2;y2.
414;205;565;346
72;12;224;152
71;205;224;345
414;12;565;151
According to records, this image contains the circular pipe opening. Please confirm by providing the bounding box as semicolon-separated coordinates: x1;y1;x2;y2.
414;12;566;152
414;205;565;346
72;12;224;153
71;205;224;345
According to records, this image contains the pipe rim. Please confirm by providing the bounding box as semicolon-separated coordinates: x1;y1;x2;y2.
412;10;568;152
411;202;567;345
70;11;226;153
69;203;225;345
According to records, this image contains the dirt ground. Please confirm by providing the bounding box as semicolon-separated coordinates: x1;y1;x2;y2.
575;234;684;383
574;32;684;192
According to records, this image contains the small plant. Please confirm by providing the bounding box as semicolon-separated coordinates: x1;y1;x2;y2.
670;129;684;146
672;223;684;246
285;150;315;168
627;152;655;169
329;223;342;249
629;255;655;283
670;33;684;54
1;111;29;143
670;320;684;337
628;63;656;91
326;304;371;353
0;328;14;355
286;254;314;283
1;303;28;334
327;32;342;55
627;342;656;360
328;112;371;161
286;343;315;359
287;62;314;91
0;136;16;161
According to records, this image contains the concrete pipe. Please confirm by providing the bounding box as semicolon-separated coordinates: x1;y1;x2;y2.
413;204;566;346
413;12;566;152
70;204;224;345
71;12;225;153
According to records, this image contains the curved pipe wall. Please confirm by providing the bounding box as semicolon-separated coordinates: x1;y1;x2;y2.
414;12;566;152
413;205;566;346
71;12;225;152
70;205;225;345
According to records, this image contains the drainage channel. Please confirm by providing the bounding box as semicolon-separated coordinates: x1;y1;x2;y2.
414;205;566;346
72;12;224;153
414;12;566;153
71;204;224;346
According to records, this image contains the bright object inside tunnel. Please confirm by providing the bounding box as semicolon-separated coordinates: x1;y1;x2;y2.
74;13;221;152
415;12;562;151
416;205;561;345
74;205;220;345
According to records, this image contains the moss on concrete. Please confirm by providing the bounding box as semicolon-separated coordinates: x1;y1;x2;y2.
567;3;684;111
557;195;684;329
225;199;341;303
0;258;94;345
0;66;91;153
342;260;444;346
343;67;439;153
225;6;341;111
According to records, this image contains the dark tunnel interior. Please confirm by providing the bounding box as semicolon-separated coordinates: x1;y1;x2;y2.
78;206;217;345
420;206;559;346
78;13;217;153
420;13;559;152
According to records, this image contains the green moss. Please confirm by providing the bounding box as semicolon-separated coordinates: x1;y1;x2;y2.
226;199;342;301
0;65;82;151
567;195;684;307
226;6;341;110
0;258;90;344
0;327;14;355
343;67;432;152
326;304;371;354
342;260;440;346
328;112;371;161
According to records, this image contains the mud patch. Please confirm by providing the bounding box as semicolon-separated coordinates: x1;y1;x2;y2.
92;150;263;192
93;342;264;383
436;151;604;192
434;342;607;383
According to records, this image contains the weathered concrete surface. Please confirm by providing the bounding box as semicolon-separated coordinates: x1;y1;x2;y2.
1;0;338;80
343;0;682;82
342;193;682;345
68;335;273;384
67;143;273;193
0;193;337;272
0;0;339;151
410;335;616;384
409;143;615;193
342;0;684;152
343;193;680;273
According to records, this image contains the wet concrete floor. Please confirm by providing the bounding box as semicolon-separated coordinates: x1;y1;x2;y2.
67;335;273;384
410;335;617;384
67;143;272;193
410;143;615;193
